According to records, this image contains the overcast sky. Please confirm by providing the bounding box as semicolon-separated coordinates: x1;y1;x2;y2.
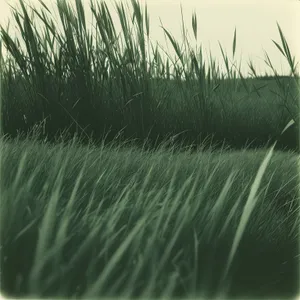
1;0;299;77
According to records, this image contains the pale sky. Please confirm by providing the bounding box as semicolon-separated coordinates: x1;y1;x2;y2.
1;0;299;77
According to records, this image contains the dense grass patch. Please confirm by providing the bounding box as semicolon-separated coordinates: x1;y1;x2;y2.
0;0;299;152
0;0;300;299
0;132;299;298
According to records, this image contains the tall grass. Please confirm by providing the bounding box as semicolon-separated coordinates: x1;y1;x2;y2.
0;0;299;153
0;128;299;298
0;1;299;298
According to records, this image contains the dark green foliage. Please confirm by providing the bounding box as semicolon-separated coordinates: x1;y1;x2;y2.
1;137;299;299
0;1;299;299
0;0;299;154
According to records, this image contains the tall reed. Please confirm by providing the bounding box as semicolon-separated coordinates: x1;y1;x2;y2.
0;0;299;151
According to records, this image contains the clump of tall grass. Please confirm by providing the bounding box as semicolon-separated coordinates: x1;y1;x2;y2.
0;0;299;153
0;2;299;297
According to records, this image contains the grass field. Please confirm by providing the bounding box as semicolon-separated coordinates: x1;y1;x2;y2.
0;0;300;299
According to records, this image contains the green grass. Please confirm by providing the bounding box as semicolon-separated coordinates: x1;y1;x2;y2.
0;0;300;299
0;0;299;152
0;131;299;298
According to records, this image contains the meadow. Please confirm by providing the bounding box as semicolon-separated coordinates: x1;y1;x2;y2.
0;0;299;299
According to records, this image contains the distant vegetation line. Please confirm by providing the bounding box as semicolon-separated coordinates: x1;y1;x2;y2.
0;0;299;153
